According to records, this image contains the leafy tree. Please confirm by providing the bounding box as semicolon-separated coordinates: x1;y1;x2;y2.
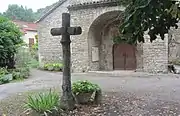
34;2;58;20
118;0;180;43
3;4;36;22
0;16;23;68
1;2;58;22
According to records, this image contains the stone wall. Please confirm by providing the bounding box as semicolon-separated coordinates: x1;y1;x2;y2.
37;0;71;66
168;25;180;62
69;6;125;72
136;43;143;71
100;22;115;71
143;35;169;73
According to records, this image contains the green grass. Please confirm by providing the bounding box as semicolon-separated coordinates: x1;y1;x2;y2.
0;88;60;116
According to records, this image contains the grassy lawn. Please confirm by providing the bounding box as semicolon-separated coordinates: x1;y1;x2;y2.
0;88;60;116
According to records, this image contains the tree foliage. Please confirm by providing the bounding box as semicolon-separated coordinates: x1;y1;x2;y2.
119;0;180;43
1;3;57;22
0;16;23;61
3;4;36;22
34;2;58;20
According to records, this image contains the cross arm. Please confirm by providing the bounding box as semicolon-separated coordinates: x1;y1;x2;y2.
51;27;65;36
67;26;82;35
51;26;82;36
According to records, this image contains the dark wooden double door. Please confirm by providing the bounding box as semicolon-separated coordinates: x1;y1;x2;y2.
113;43;136;70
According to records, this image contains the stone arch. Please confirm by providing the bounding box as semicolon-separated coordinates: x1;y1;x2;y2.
87;6;125;29
87;10;125;71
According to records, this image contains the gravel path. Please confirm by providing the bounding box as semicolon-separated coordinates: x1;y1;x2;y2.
0;69;180;100
1;69;180;115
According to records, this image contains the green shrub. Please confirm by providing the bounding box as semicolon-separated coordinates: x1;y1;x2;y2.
0;67;8;75
0;74;13;84
31;44;39;61
28;58;39;68
25;89;60;116
31;35;38;60
0;67;30;84
15;47;31;68
12;71;22;80
0;68;13;84
43;63;63;72
12;68;29;80
72;80;100;95
0;45;32;84
43;64;48;70
17;68;30;79
0;16;23;68
47;64;54;71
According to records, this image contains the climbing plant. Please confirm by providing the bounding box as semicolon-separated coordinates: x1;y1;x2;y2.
117;0;180;44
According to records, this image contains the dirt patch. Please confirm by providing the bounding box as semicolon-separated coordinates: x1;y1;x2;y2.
68;92;180;116
1;91;180;116
0;89;58;116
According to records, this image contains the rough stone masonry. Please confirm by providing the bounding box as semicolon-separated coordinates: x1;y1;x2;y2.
36;0;173;73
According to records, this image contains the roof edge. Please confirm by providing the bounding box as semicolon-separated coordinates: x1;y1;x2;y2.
36;0;67;23
67;0;120;10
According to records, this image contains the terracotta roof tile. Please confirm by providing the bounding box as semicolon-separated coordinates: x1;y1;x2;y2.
12;20;37;34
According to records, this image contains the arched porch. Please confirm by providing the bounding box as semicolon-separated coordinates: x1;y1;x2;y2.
87;10;140;71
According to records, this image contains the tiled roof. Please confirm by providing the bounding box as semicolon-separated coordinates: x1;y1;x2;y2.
68;0;119;10
13;20;37;34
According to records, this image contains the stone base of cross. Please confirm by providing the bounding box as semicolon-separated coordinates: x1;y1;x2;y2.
50;13;82;110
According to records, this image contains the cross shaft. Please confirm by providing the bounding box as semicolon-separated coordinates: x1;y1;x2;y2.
50;13;82;110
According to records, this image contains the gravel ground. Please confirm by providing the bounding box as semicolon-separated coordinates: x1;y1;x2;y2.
69;92;180;116
1;69;180;115
1;91;180;116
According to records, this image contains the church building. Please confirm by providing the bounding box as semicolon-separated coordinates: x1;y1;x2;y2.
36;0;169;73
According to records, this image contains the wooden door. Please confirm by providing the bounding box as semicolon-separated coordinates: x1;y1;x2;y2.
113;43;136;70
113;44;126;70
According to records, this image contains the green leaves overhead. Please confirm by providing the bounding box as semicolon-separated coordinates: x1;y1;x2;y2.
119;0;180;43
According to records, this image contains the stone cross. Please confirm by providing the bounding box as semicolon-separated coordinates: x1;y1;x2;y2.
50;13;82;110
